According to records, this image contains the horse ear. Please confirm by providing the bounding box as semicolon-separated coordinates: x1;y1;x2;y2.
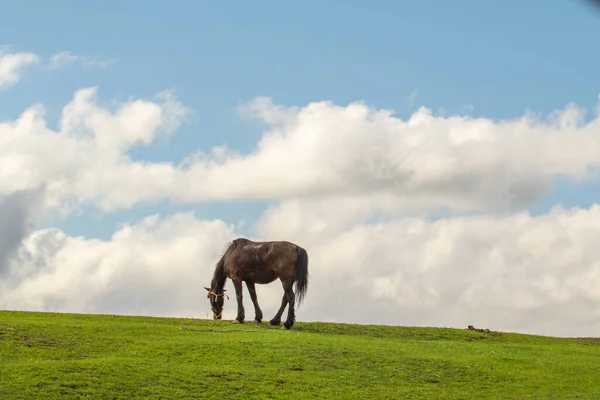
222;289;227;292
204;287;211;291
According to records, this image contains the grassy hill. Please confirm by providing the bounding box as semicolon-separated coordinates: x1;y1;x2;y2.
1;310;599;399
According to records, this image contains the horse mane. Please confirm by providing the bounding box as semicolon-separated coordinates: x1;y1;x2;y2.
219;241;233;257
210;241;232;291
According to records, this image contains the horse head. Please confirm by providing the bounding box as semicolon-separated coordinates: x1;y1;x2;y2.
204;287;228;320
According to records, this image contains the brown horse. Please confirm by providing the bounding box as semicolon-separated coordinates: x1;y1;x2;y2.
204;238;309;330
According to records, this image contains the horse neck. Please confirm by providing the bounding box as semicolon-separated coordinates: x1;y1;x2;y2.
211;258;227;292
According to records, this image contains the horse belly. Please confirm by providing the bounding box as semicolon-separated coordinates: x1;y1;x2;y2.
245;270;278;284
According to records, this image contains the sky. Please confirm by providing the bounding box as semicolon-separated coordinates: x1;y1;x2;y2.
1;0;600;337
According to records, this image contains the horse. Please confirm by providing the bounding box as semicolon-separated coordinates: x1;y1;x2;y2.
204;238;309;330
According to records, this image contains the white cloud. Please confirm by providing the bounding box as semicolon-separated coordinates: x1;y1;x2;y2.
0;189;44;276
257;200;600;337
219;98;600;214
0;86;190;213
50;51;114;69
3;93;600;217
0;51;39;89
3;205;600;337
2;213;236;317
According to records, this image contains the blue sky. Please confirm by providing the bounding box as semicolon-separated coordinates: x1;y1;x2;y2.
2;0;600;240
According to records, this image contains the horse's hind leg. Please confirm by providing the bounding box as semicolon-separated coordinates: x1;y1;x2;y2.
232;279;245;323
269;294;288;326
282;279;296;330
245;281;263;323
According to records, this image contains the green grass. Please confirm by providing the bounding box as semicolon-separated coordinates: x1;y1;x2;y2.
1;311;599;399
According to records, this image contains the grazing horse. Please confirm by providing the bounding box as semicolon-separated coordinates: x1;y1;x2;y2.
204;238;309;330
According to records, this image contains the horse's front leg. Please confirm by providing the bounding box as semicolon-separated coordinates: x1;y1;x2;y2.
245;281;263;323
232;279;245;323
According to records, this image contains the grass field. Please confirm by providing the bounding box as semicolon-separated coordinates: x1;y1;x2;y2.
1;310;599;399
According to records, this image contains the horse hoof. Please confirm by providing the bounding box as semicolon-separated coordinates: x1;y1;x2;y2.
254;319;262;324
232;319;244;324
283;322;292;330
269;320;281;326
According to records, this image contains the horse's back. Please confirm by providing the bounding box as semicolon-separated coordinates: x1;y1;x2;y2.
231;238;300;252
230;238;299;268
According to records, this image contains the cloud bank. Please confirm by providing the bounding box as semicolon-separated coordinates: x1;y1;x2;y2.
4;206;600;338
4;90;600;217
2;49;600;338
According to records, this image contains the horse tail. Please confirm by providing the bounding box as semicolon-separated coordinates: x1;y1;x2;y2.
294;246;309;307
